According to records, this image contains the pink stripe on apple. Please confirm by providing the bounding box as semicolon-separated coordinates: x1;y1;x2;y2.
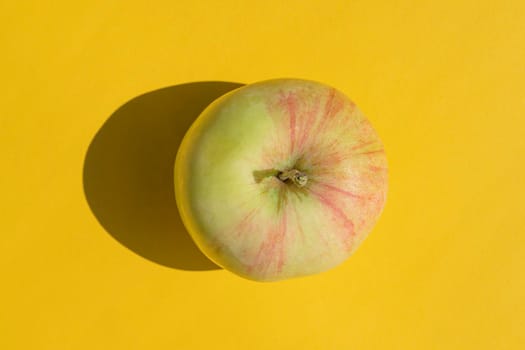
317;183;369;201
323;88;344;122
309;189;355;251
233;207;260;238
284;93;298;154
249;209;289;275
350;139;378;152
368;165;388;173
297;98;321;153
356;149;385;156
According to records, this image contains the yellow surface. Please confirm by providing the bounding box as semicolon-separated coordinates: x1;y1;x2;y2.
2;1;524;349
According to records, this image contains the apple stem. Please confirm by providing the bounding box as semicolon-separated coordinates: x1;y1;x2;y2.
278;169;308;188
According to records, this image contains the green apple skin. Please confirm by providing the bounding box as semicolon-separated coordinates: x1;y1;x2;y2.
175;79;388;281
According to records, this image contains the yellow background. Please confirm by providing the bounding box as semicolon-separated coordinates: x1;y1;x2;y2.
2;1;524;349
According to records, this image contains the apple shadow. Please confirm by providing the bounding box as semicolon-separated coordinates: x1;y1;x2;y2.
83;81;244;270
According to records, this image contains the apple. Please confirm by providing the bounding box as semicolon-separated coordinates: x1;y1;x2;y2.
175;79;388;281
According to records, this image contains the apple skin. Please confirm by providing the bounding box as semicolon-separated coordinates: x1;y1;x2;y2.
175;79;387;281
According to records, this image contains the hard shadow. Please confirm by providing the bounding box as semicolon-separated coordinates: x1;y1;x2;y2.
83;81;244;270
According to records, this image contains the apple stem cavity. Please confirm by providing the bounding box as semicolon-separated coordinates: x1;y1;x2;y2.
278;169;308;188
